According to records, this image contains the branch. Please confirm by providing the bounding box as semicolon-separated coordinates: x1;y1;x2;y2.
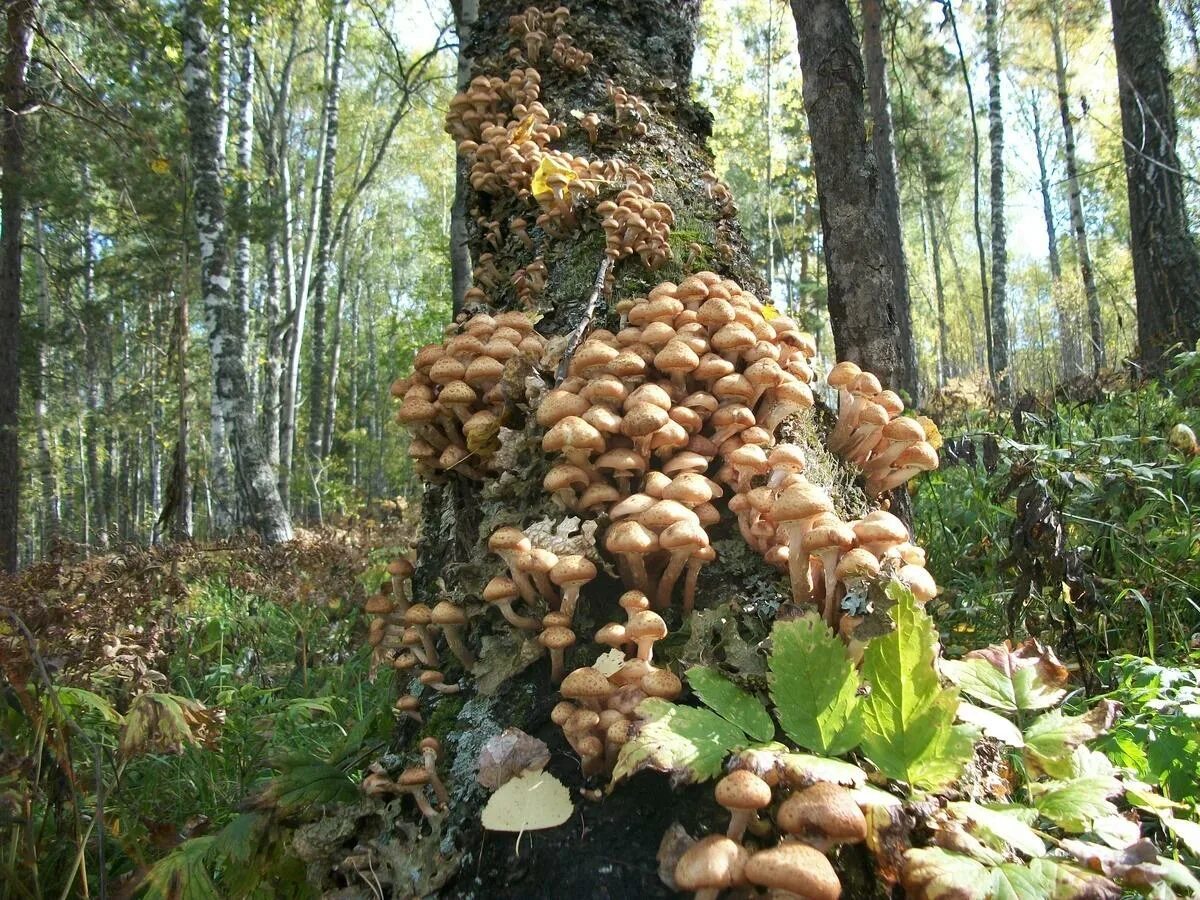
555;256;613;382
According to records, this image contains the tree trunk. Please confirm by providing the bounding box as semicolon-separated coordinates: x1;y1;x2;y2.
32;207;60;550
789;0;902;390
306;0;350;476
182;0;293;544
1111;0;1200;369
450;0;479;314
946;0;995;391
984;0;1012;401
924;191;951;390
1052;3;1104;375
862;0;918;403
321;222;356;460
0;0;33;572
232;12;255;372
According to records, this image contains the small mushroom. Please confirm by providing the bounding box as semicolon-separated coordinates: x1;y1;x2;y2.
482;575;541;631
397;767;438;818
775;781;867;852
419;669;462;695
743;842;841;900
539;625;576;683
431;600;475;669
419;737;450;807
714;769;773;842
674;835;749;900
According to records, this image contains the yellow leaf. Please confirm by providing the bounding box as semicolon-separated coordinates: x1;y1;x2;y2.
481;770;573;832
511;114;537;144
761;303;779;321
150;158;170;175
915;415;942;449
531;155;578;201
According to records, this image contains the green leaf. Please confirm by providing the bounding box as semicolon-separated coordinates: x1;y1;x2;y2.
1161;814;1200;858
940;639;1069;713
686;666;774;742
1022;702;1120;779
903;848;1121;900
956;701;1025;747
901;847;990;899
1029;776;1122;833
860;584;976;790
53;686;122;724
613;698;748;787
139;837;221;900
997;858;1119;899
768;613;863;755
947;802;1047;859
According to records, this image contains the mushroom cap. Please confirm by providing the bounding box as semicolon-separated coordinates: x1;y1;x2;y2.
851;371;882;396
419;736;441;754
897;563;938;602
431;600;467;626
743;843;841;899
827;361;862;388
854;511;909;546
663;472;717;506
365;594;394;615
542;611;572;628
639;499;697;532
404;603;433;626
489;526;531;555
835;548;881;581
610;492;656;520
714;769;773;811
519;547;560;575
802;520;856;554
895;441;939;471
610;658;653;686
626;610;668;643
559;666;615;702
606;519;659;555
659;518;710;553
640;668;682;699
482;575;520;603
768;444;807;471
418;669;446;686
674;835;749;893
539;625;576;651
618;590;651;612
387;558;415;577
394;695;420;712
776;781;867;845
537;389;590;427
544;416;605;454
550;701;577;726
881;416;926;442
550;555;598;588
595;622;627;647
773;480;834;524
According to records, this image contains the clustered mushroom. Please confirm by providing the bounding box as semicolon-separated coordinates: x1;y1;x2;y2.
597;176;674;271
700;170;738;218
391;310;547;478
506;5;571;65
483;524;598;684
673;771;869;899
825;361;939;496
360;737;449;823
551;33;593;72
551;593;683;776
607;79;650;135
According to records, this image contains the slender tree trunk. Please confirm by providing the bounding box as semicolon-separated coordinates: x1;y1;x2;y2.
80;168;111;549
862;0;918;402
789;0;902;389
307;0;350;479
322;224;355;458
1052;4;1105;375
946;0;995;392
924;191;951;389
1112;0;1200;369
182;0;293;544
233;13;255;367
0;0;31;571
32;208;60;550
765;5;776;288
984;0;1011;401
449;0;478;314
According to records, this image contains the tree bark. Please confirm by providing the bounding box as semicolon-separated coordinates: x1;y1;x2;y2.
32;207;60;550
0;0;33;572
1052;3;1104;375
449;0;479;314
862;0;918;403
924;190;951;389
232;11;255;373
1112;0;1200;369
789;0;902;390
984;0;1012;401
182;0;293;544
306;0;350;475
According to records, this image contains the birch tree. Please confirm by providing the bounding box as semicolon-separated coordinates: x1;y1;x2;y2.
985;0;1012;400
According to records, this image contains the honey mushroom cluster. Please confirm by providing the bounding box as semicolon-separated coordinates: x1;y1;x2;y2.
482;525;598;682
607;78;650;136
673;770;867;900
825;360;939;496
597;176;674;272
700;170;737;218
550;33;593;73
391;310;546;479
505;4;570;65
552;588;683;777
361;737;449;823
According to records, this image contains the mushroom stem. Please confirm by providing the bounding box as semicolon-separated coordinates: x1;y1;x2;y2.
497;600;541;631
783;523;813;606
441;625;475;670
531;571;558;605
560;587;582;622
656;550;690;609
623;552;651;594
682;554;710;614
726;809;755;842
402;785;437;819
549;647;566;683
499;553;539;606
415;626;439;665
816;549;842;627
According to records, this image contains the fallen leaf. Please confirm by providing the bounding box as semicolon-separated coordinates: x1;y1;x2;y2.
481;771;573;832
477;728;550;791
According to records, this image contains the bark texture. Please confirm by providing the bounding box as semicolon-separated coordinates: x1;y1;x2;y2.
182;0;293;544
790;0;902;391
1111;0;1200;369
0;0;33;572
1052;5;1104;375
862;0;918;403
984;0;1011;401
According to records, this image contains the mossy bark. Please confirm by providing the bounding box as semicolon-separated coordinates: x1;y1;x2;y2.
311;3;885;897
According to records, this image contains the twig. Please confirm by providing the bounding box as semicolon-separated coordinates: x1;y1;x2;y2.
555;256;612;382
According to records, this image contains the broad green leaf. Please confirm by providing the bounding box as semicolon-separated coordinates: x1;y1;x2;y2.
1161;814;1200;858
1029;776;1122;833
686;666;774;742
860;584;976;790
957;701;1025;747
1061;838;1200;894
901;847;990;899
54;686;122;724
139;837;221;900
998;858;1119;899
940;639;1068;713
947;802;1047;859
252;758;359;817
1022;702;1120;779
903;848;1120;900
769;612;862;755
612;698;748;786
774;752;868;786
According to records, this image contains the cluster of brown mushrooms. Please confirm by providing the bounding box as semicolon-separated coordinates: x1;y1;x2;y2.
361;736;449;822
826;361;938;496
674;770;866;900
700;170;737;218
597;176;674;271
505;4;571;65
391;310;546;478
607;78;650;135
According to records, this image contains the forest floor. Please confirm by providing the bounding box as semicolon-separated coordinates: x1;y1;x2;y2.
3;354;1200;898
